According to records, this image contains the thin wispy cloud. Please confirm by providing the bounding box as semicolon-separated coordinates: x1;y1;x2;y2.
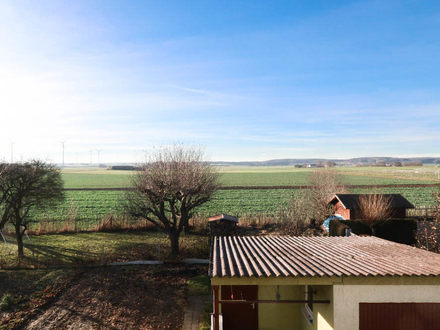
0;0;439;163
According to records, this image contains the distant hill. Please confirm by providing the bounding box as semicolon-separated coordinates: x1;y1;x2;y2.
213;157;440;166
61;157;440;168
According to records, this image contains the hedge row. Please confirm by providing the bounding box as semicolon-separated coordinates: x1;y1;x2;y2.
329;219;417;245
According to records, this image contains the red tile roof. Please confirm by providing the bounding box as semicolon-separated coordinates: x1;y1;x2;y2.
210;236;440;278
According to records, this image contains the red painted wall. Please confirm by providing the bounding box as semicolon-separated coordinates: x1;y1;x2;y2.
333;202;408;220
334;202;351;219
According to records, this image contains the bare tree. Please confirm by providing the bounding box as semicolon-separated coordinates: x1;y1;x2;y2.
0;164;9;230
279;169;347;235
125;145;220;255
324;160;336;168
357;194;393;230
278;193;313;236
0;160;64;257
307;169;348;224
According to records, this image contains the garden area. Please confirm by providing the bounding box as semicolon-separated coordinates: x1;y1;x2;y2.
0;264;208;330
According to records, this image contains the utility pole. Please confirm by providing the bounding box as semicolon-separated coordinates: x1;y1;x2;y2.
75;152;79;164
9;139;16;163
96;149;103;166
57;140;67;167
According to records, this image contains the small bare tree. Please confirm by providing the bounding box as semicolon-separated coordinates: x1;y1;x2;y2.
357;194;393;229
0;160;64;257
279;169;347;235
278;193;310;236
125;145;220;255
307;169;348;224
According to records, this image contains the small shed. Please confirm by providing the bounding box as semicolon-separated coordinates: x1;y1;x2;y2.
208;214;238;236
328;194;415;220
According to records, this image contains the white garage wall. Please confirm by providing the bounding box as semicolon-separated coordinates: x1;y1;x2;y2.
333;285;440;330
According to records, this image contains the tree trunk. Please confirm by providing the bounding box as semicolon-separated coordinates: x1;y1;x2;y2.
169;231;180;256
184;220;190;234
15;225;24;257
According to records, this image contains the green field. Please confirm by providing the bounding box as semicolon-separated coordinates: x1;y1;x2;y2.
16;166;440;231
60;166;440;188
26;186;439;232
62;169;132;188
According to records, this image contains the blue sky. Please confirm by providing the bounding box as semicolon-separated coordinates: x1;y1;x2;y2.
0;0;439;163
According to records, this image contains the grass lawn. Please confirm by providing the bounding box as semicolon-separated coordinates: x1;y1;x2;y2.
0;231;210;269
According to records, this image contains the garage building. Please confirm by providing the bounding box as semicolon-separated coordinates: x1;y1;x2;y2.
210;236;440;330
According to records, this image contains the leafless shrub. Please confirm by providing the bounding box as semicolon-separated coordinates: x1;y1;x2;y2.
357;194;393;228
417;189;440;253
417;219;440;253
278;194;310;236
308;169;348;225
277;169;347;236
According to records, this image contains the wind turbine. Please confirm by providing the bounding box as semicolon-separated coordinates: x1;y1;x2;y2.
89;150;93;166
96;149;103;166
57;140;67;167
142;149;149;162
9;139;16;163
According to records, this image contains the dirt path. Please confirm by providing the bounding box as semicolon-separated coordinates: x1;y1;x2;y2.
23;265;201;330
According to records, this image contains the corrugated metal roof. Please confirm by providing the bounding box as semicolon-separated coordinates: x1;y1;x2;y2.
210;236;440;278
328;194;415;209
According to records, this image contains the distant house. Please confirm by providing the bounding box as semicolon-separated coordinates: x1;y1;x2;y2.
210;236;440;330
306;164;316;168
328;194;414;220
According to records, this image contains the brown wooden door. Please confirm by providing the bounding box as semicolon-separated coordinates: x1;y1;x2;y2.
221;285;258;330
360;303;440;330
